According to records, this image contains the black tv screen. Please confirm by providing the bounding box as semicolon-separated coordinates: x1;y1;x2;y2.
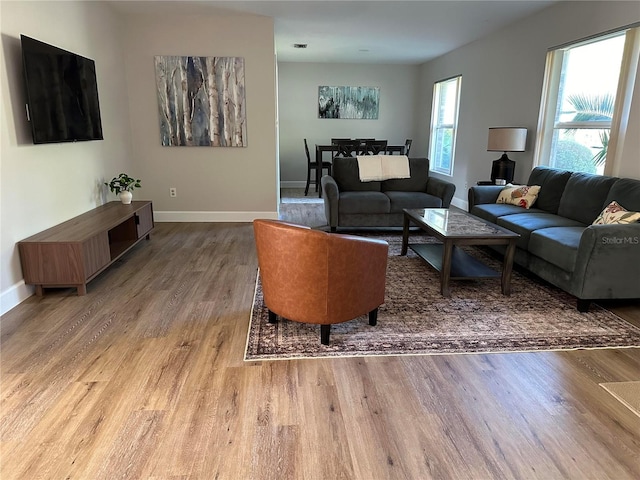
21;35;103;144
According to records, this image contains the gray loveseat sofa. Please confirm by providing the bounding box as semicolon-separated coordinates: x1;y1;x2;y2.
468;166;640;311
321;157;456;231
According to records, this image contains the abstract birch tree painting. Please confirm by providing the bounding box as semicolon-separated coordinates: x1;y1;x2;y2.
318;86;379;119
154;56;246;147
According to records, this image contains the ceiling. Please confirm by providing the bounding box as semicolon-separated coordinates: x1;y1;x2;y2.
110;0;556;64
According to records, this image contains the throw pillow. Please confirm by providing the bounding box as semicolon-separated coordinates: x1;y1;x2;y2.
592;201;640;225
496;184;541;209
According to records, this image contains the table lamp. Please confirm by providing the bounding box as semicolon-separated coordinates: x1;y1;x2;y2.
487;127;527;184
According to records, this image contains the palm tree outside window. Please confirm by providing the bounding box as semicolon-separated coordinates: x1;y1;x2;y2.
534;27;639;175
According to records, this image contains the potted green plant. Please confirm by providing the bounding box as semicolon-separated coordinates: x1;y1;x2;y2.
105;173;141;205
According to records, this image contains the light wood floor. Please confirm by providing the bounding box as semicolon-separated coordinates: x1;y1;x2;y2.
1;196;639;479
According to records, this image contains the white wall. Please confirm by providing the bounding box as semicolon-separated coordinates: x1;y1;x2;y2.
121;12;278;222
417;1;640;209
1;3;278;314
277;62;419;185
1;1;134;313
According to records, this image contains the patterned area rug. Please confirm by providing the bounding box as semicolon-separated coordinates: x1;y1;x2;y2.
245;236;640;361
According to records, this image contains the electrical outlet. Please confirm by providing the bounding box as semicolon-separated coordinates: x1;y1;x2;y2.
169;187;177;197
464;182;468;191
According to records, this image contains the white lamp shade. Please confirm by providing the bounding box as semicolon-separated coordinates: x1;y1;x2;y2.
487;127;527;152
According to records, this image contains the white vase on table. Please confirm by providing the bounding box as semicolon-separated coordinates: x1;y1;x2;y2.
119;191;133;204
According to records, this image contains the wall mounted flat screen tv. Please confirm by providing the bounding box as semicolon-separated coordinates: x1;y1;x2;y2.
21;35;103;144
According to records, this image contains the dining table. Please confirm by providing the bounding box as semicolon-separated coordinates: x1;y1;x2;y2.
313;143;407;197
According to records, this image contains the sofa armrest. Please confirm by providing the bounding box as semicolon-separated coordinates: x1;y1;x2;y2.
321;175;339;230
426;177;456;207
572;223;640;299
468;186;504;211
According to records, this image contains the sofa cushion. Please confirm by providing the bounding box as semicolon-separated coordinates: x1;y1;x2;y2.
529;227;585;272
496;184;541;209
557;172;618;224
527;166;572;214
339;191;390;214
496;213;585;250
386;191;442;213
592;201;640;225
332;157;381;192
604;178;640;212
471;204;544;224
381;158;429;192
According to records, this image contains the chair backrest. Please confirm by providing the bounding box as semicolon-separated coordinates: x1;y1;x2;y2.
332;139;360;158
404;139;412;156
253;219;388;324
362;139;388;155
331;137;352;143
304;138;312;165
254;220;327;323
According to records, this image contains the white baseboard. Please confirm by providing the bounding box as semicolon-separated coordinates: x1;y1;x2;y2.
153;211;279;222
280;181;307;189
1;280;33;316
451;196;468;211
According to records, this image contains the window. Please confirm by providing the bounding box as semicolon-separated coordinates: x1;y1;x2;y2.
534;27;639;174
429;76;461;176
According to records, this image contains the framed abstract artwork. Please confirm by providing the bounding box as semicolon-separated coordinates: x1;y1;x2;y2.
154;55;246;147
318;86;379;119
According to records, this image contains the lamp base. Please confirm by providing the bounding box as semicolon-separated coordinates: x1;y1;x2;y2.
490;154;515;184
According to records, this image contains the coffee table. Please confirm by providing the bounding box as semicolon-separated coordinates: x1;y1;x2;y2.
401;208;520;297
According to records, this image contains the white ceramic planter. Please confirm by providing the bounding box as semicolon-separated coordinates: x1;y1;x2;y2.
119;191;133;204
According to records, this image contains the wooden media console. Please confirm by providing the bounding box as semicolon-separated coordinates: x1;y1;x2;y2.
18;201;154;296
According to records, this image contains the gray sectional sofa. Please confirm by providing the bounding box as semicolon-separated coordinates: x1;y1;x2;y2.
321;157;456;231
468;166;640;311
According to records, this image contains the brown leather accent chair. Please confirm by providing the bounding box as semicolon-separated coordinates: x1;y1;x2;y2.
253;219;388;345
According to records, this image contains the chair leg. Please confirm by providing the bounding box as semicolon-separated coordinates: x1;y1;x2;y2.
320;324;331;345
369;308;378;326
577;299;591;312
304;168;311;196
268;309;278;323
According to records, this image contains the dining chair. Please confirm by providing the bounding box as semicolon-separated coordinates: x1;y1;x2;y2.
332;139;360;158
305;138;332;196
404;139;412;156
362;139;388;155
